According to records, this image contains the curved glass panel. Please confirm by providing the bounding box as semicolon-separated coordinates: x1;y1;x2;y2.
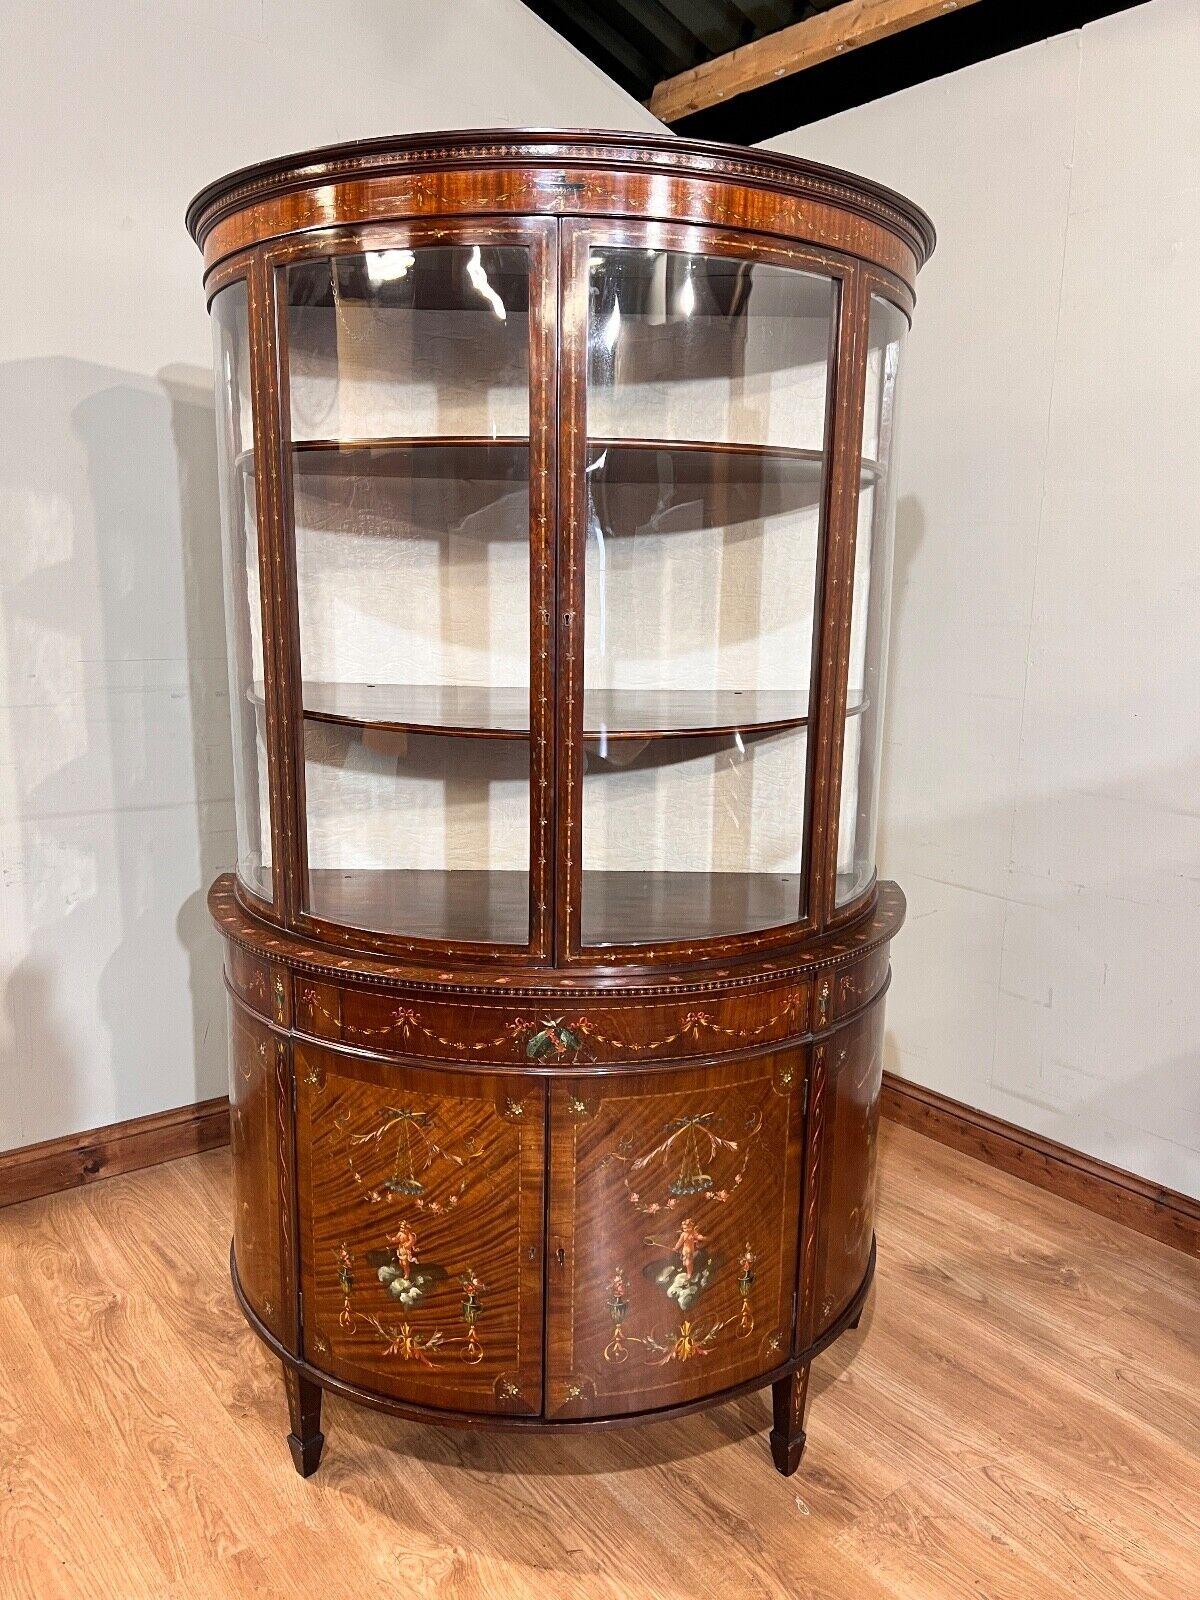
581;248;836;946
282;245;533;944
836;296;908;906
212;281;271;900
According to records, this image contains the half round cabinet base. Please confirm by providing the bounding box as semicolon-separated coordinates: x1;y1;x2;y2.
234;1235;877;1478
216;872;897;1481
191;130;929;1487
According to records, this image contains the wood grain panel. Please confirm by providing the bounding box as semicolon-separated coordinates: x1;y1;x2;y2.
830;942;889;1024
294;1044;544;1415
290;973;813;1068
227;1004;285;1343
812;996;885;1337
545;1051;805;1417
191;133;932;285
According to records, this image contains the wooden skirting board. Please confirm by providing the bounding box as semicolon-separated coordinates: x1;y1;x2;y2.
881;1072;1200;1257
2;1078;1196;1256
0;1097;231;1210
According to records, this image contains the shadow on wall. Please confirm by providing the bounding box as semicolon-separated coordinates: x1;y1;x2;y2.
0;357;231;1152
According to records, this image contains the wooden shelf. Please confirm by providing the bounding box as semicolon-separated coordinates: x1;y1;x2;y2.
306;868;528;946
587;439;876;538
235;436;528;474
592;437;876;471
304;866;803;947
256;683;865;741
582;869;804;946
236;437;879;543
236;434;879;476
293;436;528;465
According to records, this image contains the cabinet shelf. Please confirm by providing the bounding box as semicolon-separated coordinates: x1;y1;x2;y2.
304;866;804;946
591;437;880;479
240;435;876;483
307;867;529;946
253;683;867;741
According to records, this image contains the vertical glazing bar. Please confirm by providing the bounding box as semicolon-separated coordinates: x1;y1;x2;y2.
555;221;591;963
250;253;307;925
808;267;872;929
527;219;559;960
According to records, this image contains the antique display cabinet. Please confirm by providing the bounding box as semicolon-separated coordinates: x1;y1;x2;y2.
188;130;932;1478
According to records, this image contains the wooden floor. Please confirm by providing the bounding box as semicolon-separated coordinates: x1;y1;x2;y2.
1;1123;1197;1600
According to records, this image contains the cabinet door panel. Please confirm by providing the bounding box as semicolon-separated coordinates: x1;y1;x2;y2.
296;1044;544;1416
546;1051;804;1418
813;993;884;1335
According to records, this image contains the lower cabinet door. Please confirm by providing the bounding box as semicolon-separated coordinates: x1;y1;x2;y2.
545;1051;805;1419
811;992;885;1337
295;1043;545;1417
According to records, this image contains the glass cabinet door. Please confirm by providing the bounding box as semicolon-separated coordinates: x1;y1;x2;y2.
837;294;908;907
576;240;838;950
212;280;272;904
277;232;551;950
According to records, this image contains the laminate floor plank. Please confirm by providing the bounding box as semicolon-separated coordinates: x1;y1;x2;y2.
0;1124;1196;1600
0;1294;169;1600
879;1220;1200;1455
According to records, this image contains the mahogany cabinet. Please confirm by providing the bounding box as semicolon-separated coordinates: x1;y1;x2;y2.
189;130;933;1478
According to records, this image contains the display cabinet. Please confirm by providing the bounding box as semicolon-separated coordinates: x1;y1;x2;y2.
189;129;932;1478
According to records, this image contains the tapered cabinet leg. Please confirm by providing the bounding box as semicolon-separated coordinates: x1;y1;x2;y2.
769;1364;810;1477
283;1363;324;1477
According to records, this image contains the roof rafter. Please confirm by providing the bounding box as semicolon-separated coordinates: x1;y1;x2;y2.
648;0;982;123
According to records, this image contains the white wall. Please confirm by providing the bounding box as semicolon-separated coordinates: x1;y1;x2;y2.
0;0;662;1152
765;0;1200;1196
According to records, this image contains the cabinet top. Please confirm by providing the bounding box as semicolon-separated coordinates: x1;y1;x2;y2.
186;126;934;273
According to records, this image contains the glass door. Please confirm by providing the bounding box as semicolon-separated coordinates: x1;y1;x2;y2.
836;292;909;910
272;220;556;956
560;223;842;958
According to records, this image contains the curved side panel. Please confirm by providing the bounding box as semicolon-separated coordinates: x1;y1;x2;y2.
811;991;886;1338
227;1001;286;1344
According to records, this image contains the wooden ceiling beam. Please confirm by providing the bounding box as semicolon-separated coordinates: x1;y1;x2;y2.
648;0;983;123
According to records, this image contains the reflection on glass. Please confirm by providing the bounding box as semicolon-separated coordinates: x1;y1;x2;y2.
212;281;271;900
286;246;530;440
588;250;833;447
581;249;836;945
283;246;534;942
836;296;908;906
